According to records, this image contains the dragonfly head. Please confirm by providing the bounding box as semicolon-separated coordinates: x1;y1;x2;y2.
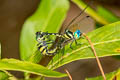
74;30;81;39
36;31;44;42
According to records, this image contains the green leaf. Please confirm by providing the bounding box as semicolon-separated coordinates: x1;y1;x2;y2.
47;21;120;69
97;6;120;23
20;0;69;61
86;68;120;80
0;70;17;80
95;22;104;28
28;77;44;80
96;6;120;58
28;50;43;63
0;59;67;78
95;6;120;28
72;0;109;25
0;71;9;80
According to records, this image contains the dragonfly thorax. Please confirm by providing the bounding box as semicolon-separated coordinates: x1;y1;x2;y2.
65;29;74;39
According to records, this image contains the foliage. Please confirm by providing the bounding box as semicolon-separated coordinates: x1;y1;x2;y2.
0;71;9;80
86;68;120;80
47;21;120;70
96;6;120;23
96;6;120;28
0;59;67;78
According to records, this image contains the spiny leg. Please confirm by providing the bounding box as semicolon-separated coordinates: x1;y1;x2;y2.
46;41;54;44
37;42;41;46
75;39;78;45
75;37;84;46
70;40;74;49
63;38;74;49
75;39;81;45
46;35;52;41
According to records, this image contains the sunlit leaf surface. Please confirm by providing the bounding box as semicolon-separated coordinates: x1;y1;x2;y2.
48;21;120;70
86;68;120;80
97;6;120;23
0;71;9;80
0;59;67;78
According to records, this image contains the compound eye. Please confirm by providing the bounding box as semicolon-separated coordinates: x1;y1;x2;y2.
40;35;43;38
36;32;40;35
37;38;41;41
76;30;80;35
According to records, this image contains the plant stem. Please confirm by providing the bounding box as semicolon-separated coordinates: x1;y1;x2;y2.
24;72;30;80
2;70;18;80
65;69;72;80
82;33;106;80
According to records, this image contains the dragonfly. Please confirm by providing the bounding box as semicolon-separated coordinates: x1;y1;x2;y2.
35;1;93;56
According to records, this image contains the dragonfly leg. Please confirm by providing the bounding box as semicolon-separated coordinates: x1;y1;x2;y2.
75;40;81;45
70;40;74;49
75;39;78;45
37;42;41;46
46;41;54;44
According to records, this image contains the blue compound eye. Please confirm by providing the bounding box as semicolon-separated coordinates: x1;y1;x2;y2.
77;30;81;35
74;30;81;39
76;30;81;36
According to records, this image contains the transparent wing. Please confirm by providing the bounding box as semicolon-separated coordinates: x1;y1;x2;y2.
68;14;95;33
